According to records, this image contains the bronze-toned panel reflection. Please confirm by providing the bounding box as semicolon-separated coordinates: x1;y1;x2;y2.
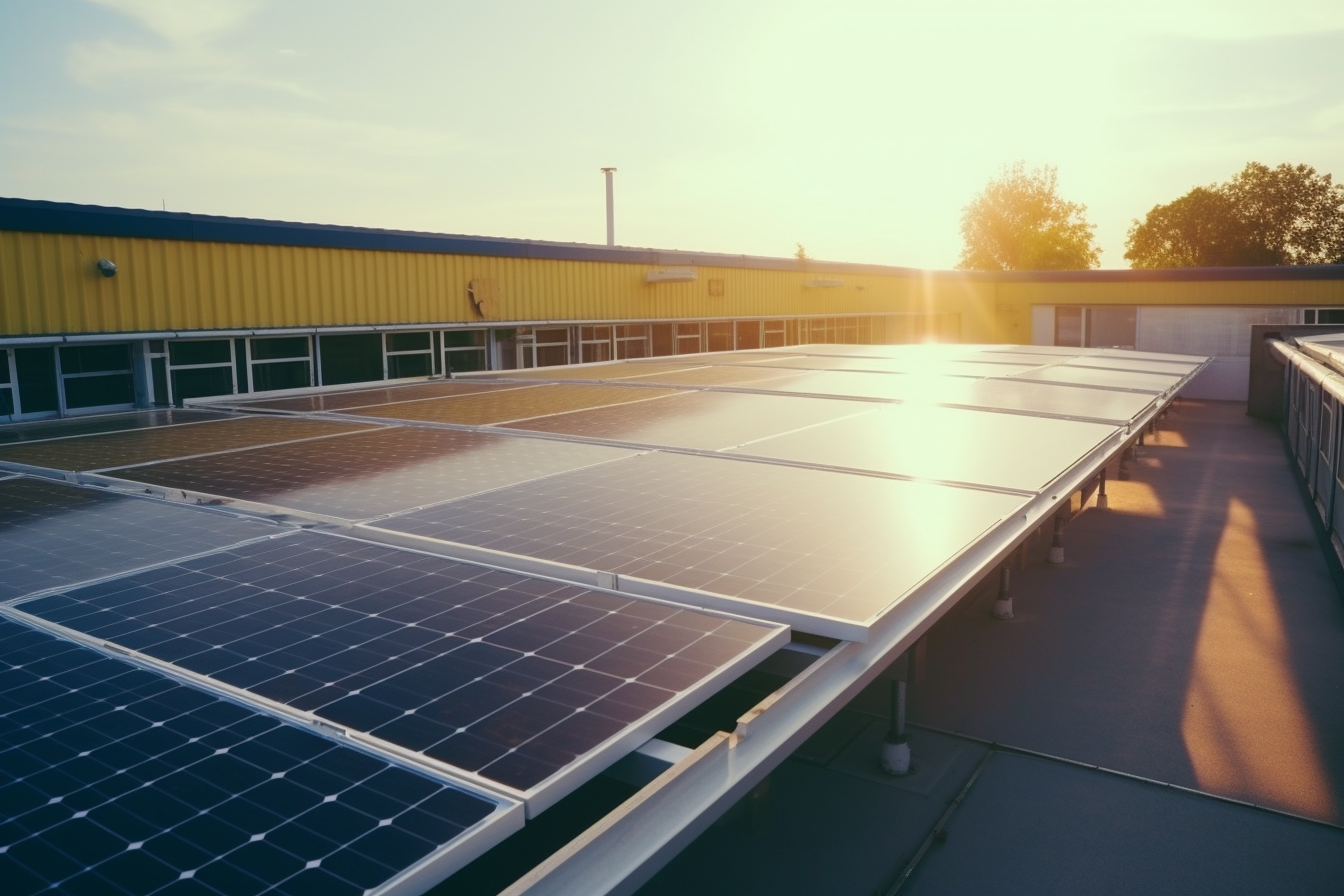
0;409;229;445
0;416;376;472
506;391;865;451
352;383;682;426
378;452;1027;629
222;380;513;412
0;478;274;601
107;427;635;520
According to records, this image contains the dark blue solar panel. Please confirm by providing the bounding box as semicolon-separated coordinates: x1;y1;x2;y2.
0;616;508;896
18;531;786;796
0;478;276;603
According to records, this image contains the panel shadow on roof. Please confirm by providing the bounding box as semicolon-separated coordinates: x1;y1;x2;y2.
0;615;520;896
0;416;377;473
0;478;278;603
16;531;788;813
97;427;637;522
372;452;1029;640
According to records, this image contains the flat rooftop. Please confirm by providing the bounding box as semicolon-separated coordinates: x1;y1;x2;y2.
638;400;1344;895
3;347;1339;894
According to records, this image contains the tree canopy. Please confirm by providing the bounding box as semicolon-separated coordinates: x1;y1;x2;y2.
956;162;1101;271
1125;162;1344;268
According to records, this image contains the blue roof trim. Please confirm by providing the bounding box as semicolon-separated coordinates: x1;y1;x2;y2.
0;196;922;276
3;196;1343;282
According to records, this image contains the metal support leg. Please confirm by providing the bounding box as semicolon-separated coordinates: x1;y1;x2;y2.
1048;513;1065;564
881;678;911;776
993;563;1013;619
1097;467;1109;510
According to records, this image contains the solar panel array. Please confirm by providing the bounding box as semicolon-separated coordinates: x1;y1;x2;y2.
17;531;786;801
0;343;1205;893
0;616;517;896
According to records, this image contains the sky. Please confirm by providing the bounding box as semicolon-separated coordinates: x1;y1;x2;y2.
1;1;1342;270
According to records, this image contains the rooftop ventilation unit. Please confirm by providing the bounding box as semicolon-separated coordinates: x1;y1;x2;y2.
646;267;697;283
805;277;844;288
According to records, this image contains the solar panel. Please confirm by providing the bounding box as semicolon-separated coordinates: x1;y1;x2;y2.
0;478;278;603
469;361;703;381
1062;356;1203;375
0;417;377;473
0;615;519;896
0;410;230;446
747;356;1039;377
1006;366;1182;392
728;370;922;401
372;452;1028;640
210;380;514;413
504;391;870;451
347;383;682;426
726;404;1114;492
739;372;1158;424
17;531;788;811
618;365;797;388
100;428;637;522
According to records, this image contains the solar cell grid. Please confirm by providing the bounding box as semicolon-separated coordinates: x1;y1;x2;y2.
720;370;924;402
348;383;682;426
0;478;277;603
0;410;230;446
616;365;796;388
504;391;869;451
1007;366;1181;392
375;452;1028;638
748;356;1037;377
1063;356;1202;375
0;616;513;896
18;531;787;799
211;380;512;413
0;416;375;473
102;427;636;521
468;361;703;382
726;404;1114;492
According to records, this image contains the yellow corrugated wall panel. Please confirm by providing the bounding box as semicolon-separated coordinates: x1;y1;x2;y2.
10;229;1336;341
2;231;931;335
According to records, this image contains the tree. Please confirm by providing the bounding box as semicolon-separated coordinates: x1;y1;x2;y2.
957;162;1101;271
1125;162;1344;268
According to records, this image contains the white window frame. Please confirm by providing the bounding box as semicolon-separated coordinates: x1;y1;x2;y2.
166;339;238;405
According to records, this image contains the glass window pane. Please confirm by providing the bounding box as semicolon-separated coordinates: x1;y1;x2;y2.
388;353;432;379
445;349;488;374
171;366;235;401
250;336;310;361
443;330;486;348
58;344;130;375
64;373;134;409
251;360;310;392
318;333;384;386
387;331;431;352
169;340;232;366
15;348;59;413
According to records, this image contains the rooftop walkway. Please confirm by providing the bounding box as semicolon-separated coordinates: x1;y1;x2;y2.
637;400;1344;895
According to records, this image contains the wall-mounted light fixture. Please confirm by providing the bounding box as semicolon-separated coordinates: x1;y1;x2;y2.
646;267;697;283
96;258;118;278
